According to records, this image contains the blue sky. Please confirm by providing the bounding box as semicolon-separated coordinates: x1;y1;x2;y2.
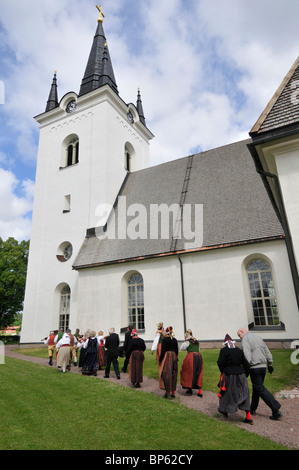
1;0;299;241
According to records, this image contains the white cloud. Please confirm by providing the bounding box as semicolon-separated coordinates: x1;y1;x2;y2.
0;168;33;241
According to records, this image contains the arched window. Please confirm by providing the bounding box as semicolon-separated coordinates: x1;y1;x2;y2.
59;285;70;331
125;150;131;172
247;259;280;327
128;273;144;330
66;138;79;166
61;135;79;169
124;142;135;173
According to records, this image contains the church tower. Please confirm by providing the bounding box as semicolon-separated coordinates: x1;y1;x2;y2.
20;9;154;344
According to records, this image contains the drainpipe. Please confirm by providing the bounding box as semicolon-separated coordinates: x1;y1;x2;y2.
178;254;187;333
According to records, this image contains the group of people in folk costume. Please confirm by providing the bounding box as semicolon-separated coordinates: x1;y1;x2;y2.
44;323;281;424
151;322;203;399
42;326;146;386
43;322;203;396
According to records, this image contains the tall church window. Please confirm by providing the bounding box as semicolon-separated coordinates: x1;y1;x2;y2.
66;139;79;166
125;150;131;172
124;142;135;173
61;135;79;169
128;273;144;330
247;259;280;327
59;285;70;331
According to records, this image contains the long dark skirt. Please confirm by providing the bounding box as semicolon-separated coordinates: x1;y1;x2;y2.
160;351;178;393
180;352;203;390
82;351;98;375
218;373;250;414
97;345;106;368
129;350;144;385
79;348;86;368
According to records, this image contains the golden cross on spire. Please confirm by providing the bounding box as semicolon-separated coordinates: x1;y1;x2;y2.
96;5;105;23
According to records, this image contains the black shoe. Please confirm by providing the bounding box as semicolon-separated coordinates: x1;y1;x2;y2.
251;410;257;416
218;408;228;418
270;411;283;420
104;375;109;378
117;376;120;379
185;389;192;396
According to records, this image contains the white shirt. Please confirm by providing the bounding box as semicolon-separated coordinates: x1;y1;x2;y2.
56;333;71;349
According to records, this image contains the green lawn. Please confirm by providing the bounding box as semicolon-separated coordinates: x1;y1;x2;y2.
0;348;297;450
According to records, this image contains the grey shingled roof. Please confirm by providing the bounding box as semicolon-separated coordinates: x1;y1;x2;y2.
250;57;299;135
73;139;284;269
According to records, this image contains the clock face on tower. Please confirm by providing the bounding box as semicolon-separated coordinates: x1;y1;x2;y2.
66;100;77;113
127;111;134;123
63;243;73;260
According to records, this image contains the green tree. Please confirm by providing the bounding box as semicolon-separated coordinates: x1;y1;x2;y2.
0;237;29;328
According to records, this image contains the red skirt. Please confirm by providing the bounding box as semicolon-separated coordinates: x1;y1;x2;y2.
97;345;106;367
180;352;203;390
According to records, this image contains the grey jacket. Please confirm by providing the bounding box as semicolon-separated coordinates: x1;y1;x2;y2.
241;332;273;369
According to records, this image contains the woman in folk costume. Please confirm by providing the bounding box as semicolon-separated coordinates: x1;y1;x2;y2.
81;330;99;376
151;322;166;363
126;329;146;388
78;329;90;368
56;332;72;373
97;330;106;370
217;334;253;424
180;330;203;397
159;326;179;398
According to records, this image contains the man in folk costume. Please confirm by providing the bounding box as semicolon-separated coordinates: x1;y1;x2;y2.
125;329;146;388
121;325;133;372
180;329;203;397
159;326;178;399
151;322;166;363
104;328;121;379
43;331;56;366
56;332;72;373
217;334;253;424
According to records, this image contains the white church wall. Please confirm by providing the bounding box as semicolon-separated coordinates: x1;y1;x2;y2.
273;140;299;272
74;238;299;346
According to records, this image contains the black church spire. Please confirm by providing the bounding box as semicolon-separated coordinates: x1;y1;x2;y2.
45;71;59;112
79;13;118;97
136;88;146;126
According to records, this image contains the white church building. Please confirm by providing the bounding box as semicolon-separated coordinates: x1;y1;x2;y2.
20;13;299;347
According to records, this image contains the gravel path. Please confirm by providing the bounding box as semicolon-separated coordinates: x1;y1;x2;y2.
5;346;299;449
